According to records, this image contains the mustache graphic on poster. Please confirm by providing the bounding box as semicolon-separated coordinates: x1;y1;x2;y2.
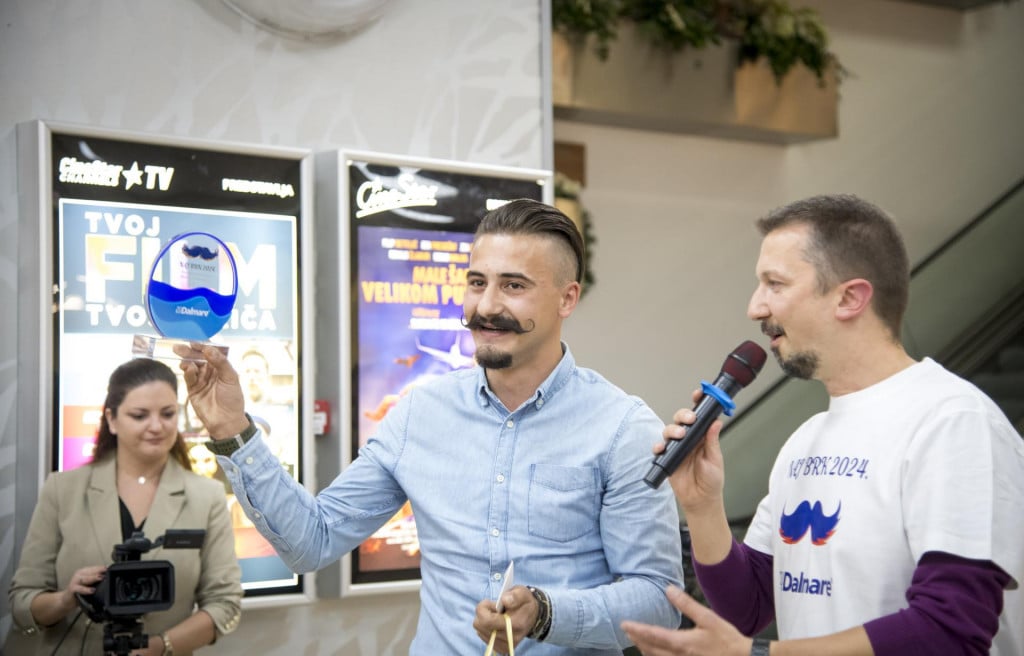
132;231;239;362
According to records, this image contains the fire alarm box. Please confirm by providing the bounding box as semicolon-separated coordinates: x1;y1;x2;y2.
313;399;331;435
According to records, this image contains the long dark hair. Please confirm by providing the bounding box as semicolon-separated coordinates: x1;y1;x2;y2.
91;358;192;471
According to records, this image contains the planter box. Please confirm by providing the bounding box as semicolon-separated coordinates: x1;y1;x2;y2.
552;25;838;144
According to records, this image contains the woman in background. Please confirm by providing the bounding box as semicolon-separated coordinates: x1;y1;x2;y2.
9;358;242;655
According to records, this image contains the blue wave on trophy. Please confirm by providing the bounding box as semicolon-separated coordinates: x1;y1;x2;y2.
147;280;234;340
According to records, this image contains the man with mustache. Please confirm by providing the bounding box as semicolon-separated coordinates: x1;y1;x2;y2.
179;199;684;654
623;194;1024;655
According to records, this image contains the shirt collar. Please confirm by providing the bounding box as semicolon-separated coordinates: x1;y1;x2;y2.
475;342;576;409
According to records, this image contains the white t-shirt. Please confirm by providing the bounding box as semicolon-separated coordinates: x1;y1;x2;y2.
745;358;1024;654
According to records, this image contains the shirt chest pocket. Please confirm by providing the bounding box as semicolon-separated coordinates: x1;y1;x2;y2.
527;464;600;543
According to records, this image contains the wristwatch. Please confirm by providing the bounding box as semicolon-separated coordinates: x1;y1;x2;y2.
204;414;258;456
160;631;174;656
750;637;771;656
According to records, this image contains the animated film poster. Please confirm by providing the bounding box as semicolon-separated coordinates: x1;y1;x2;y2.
347;156;546;585
49;128;306;594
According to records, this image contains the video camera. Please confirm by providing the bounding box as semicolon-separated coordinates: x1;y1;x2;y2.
76;529;204;655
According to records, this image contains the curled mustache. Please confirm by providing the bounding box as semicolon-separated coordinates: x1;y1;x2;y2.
462;313;535;334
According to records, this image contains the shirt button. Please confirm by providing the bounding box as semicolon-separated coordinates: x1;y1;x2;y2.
537;399;544;407
496;474;505;483
493;572;502;581
254;512;262;519
491;528;500;537
245;457;254;465
506;419;514;428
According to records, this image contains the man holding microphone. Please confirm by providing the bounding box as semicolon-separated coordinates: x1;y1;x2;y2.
624;194;1024;655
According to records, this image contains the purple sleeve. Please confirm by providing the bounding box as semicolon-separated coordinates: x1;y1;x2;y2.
692;538;775;636
864;551;1010;656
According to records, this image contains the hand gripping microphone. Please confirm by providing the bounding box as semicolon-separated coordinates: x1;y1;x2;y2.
644;341;767;489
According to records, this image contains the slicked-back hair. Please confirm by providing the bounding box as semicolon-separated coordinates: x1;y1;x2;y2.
92;358;192;470
475;198;585;285
757;194;910;339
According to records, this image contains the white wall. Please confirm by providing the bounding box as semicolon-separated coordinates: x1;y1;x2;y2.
558;0;1024;436
0;0;546;165
0;1;545;654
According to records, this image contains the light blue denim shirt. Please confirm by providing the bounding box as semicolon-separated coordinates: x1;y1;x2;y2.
218;345;683;654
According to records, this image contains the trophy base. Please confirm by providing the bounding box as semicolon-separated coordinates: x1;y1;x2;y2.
132;335;229;362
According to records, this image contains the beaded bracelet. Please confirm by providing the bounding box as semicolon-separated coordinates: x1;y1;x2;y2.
526;586;552;641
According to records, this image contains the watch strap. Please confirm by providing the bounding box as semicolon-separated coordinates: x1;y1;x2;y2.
205;414;257;456
750;637;771;656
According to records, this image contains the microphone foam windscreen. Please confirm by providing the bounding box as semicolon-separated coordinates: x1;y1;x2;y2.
722;340;768;387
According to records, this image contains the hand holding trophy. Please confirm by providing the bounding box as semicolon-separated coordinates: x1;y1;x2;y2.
176;343;251;440
133;231;238;362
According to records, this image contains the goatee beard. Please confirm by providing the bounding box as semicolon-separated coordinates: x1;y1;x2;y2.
775;349;819;380
475;346;513;370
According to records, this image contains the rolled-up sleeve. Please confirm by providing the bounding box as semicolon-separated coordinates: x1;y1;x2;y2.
544;403;684;648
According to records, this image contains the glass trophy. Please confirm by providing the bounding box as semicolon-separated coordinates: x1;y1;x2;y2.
132;231;238;362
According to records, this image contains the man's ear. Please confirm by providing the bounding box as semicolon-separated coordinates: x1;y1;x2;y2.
835;278;873;322
559;281;581;318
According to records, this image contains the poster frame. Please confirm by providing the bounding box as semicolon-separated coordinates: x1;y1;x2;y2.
16;119;317;608
327;149;553;597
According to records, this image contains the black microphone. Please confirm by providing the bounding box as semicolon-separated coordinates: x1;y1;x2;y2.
644;341;767;489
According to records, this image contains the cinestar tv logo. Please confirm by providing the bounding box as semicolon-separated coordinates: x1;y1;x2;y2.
58;157;175;191
779;570;833;596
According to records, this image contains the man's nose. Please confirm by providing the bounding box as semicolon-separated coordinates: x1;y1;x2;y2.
475;284;504;318
747;286;767;321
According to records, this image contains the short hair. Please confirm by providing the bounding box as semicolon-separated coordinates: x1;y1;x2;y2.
756;194;910;339
92;358;191;470
475;198;585;285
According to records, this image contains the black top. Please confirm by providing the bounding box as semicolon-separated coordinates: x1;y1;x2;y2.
118;497;146;541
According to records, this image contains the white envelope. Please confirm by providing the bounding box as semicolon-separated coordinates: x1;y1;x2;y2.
495;561;515;612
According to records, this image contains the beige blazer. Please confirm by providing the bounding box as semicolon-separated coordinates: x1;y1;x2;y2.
9;455;242;656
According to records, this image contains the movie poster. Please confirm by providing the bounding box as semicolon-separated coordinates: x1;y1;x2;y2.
353;225;475;575
344;154;549;589
45;125;309;596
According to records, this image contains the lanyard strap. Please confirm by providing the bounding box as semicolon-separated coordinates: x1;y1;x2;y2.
483;613;515;656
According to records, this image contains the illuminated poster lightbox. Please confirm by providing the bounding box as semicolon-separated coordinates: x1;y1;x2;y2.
337;151;551;593
26;120;313;600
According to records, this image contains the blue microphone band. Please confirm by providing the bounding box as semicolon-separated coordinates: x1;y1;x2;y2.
700;380;736;416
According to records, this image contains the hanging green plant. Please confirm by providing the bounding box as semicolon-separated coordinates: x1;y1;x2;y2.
731;1;834;83
552;0;622;60
621;0;722;53
552;0;843;85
